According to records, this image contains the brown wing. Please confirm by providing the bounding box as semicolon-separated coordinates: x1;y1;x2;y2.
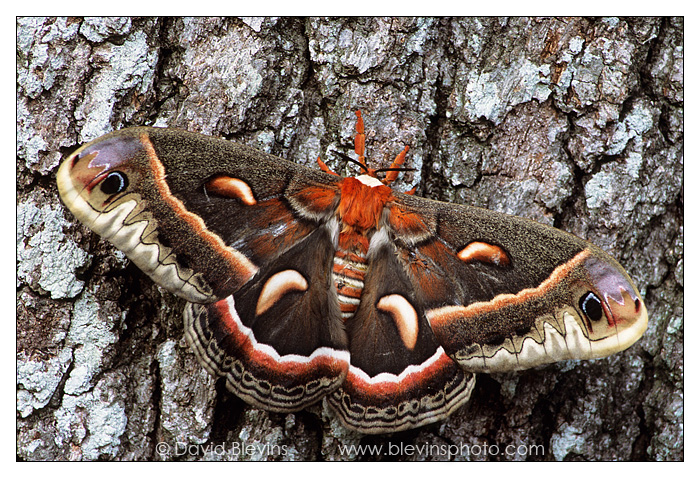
386;193;648;373
57;127;351;411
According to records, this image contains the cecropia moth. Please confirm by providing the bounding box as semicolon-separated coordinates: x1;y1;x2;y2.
57;110;648;434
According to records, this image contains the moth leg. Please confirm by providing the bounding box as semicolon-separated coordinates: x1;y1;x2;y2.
354;110;367;167
316;156;340;176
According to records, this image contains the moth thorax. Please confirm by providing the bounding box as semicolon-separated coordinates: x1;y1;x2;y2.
332;249;368;321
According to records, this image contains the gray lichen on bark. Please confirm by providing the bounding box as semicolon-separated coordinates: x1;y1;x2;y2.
17;17;682;461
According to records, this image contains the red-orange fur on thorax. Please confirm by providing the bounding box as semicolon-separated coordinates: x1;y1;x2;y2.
337;177;393;252
338;178;393;230
315;110;414;254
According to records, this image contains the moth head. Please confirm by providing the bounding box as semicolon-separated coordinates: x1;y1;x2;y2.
320;110;415;192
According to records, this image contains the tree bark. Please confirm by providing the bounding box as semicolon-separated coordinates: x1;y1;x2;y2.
17;17;683;461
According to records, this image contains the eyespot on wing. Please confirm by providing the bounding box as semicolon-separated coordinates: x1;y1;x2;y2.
57;129;149;213
579;253;648;356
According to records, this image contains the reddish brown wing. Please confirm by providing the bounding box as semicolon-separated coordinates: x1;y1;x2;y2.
58;127;345;302
327;236;475;433
57;127;352;411
386;193;648;373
